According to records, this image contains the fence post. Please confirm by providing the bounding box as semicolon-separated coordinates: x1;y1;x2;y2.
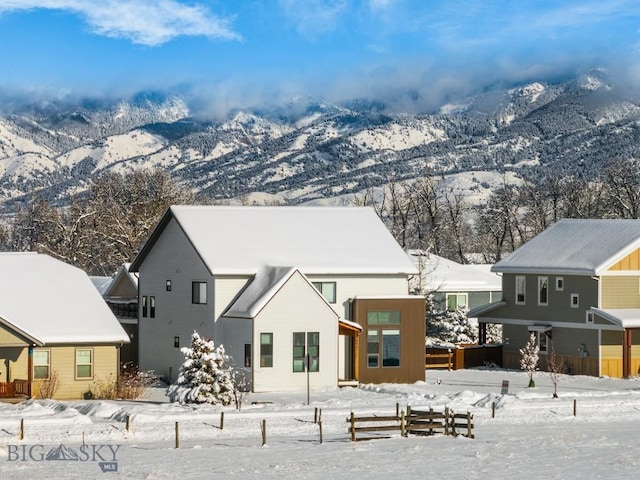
396;403;399;419
220;411;225;430
126;415;130;431
401;410;406;437
314;407;318;424
19;418;24;440
318;421;323;444
492;402;495;419
444;407;450;436
261;420;267;446
573;399;577;417
318;409;322;424
175;422;179;449
467;411;472;438
350;412;355;442
429;407;434;435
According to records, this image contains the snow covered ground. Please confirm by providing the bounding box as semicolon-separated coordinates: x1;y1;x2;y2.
2;368;640;479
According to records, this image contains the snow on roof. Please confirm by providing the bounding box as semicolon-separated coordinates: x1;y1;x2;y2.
493;219;640;275
103;263;138;299
0;253;130;345
409;251;501;292
591;308;640;329
132;206;417;275
223;266;338;320
90;276;113;296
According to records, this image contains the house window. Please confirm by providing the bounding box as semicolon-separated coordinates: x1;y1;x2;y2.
586;311;595;324
515;276;526;305
367;329;401;368
367;330;379;367
142;296;148;317
150;296;156;318
192;282;207;304
244;344;252;368
367;311;401;325
260;333;273;367
446;293;468;312
33;350;50;380
382;330;401;367
536;332;549;354
538;277;548;306
556;277;564;291
75;349;93;379
292;332;320;372
166;280;172;292
174;336;180;348
571;294;579;308
312;282;336;304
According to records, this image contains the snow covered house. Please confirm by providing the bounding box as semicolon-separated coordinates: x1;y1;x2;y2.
409;252;501;314
91;264;139;367
469;219;640;378
129;205;425;391
0;253;129;399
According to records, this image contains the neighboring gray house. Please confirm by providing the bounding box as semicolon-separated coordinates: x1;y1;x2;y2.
469;219;640;378
409;252;501;314
129;205;423;391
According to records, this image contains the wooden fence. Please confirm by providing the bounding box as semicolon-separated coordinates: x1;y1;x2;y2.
347;406;474;441
426;344;503;370
0;380;29;398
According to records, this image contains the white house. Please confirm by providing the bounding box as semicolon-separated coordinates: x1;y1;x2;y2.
129;205;423;391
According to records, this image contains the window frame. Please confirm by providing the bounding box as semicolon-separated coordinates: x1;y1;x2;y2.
312;281;336;304
515;276;526;305
142;295;148;317
446;293;468;312
75;348;93;380
166;280;172;292
381;329;401;367
260;332;273;368
244;343;252;368
538;276;549;306
33;349;51;380
555;277;564;291
192;281;207;305
149;295;156;318
537;332;549;355
174;336;180;348
571;293;579;308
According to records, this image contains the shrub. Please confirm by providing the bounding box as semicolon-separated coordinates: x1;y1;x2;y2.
89;364;156;400
33;370;60;399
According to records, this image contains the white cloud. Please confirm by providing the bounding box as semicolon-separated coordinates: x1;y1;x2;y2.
0;0;241;46
278;0;348;39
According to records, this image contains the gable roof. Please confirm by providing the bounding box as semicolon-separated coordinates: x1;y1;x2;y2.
222;266;338;319
0;253;130;345
103;263;138;301
409;251;501;292
130;206;417;276
492;219;640;275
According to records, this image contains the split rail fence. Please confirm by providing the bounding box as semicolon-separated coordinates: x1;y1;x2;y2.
347;406;474;442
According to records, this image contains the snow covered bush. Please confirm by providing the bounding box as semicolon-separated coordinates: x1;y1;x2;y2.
90;364;156;400
520;333;539;388
167;331;236;406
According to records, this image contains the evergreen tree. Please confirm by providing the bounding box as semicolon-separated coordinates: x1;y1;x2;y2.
167;331;236;405
520;333;539;388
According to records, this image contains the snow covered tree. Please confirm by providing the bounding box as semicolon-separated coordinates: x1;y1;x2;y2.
520;333;539;388
427;305;478;344
167;331;236;405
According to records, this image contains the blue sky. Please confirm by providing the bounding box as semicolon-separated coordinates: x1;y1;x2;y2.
1;0;640;115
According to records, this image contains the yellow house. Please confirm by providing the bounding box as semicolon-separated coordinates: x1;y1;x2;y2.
0;253;130;400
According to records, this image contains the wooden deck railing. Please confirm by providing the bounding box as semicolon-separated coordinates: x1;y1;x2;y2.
0;380;30;398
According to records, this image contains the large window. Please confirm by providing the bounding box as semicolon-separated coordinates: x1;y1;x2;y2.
312;282;336;304
538;277;548;306
75;349;93;379
367;329;401;368
192;282;207;304
33;350;50;380
446;293;468;312
515;276;526;305
293;332;320;373
260;333;273;367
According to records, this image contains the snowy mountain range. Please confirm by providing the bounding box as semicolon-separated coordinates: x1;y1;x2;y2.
1;69;639;210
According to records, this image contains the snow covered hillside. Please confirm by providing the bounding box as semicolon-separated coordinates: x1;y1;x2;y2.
1;368;640;479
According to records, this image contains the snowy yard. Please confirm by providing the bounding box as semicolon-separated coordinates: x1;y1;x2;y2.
2;368;640;479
